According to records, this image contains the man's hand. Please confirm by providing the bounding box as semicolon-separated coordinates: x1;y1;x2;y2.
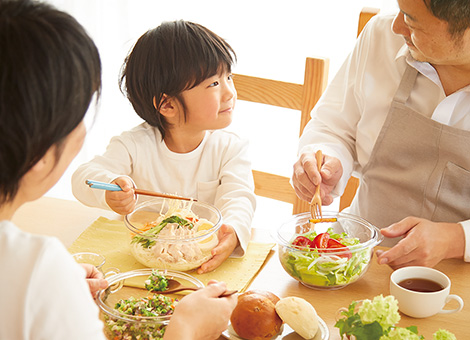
376;217;465;269
292;151;343;205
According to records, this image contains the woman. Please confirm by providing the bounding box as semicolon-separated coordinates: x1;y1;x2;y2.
0;1;236;339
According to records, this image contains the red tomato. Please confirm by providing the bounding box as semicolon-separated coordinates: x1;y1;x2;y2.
294;232;352;259
313;233;330;248
313;233;352;259
325;238;352;259
326;238;345;248
292;236;314;249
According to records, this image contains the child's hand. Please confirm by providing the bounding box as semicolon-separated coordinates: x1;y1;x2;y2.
197;224;238;274
105;176;136;215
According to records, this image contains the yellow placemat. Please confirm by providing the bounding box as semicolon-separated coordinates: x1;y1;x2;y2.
69;217;274;292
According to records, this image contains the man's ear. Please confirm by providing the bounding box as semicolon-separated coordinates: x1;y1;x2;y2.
153;94;177;117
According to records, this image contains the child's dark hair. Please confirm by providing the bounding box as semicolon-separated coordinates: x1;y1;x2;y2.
0;0;101;204
119;20;236;139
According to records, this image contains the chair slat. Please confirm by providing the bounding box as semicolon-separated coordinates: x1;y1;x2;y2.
252;170;296;204
234;74;303;111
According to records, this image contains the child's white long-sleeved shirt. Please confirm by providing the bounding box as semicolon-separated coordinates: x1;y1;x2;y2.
72;123;256;256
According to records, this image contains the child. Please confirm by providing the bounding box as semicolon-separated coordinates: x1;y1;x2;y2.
72;20;256;274
0;1;236;339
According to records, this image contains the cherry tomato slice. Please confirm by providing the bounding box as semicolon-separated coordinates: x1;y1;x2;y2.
327;238;345;248
292;236;314;249
325;238;352;259
313;233;330;248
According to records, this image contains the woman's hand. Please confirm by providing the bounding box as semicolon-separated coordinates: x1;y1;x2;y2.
197;224;238;274
376;217;465;269
80;263;108;298
105;176;137;215
163;281;237;340
292;150;343;205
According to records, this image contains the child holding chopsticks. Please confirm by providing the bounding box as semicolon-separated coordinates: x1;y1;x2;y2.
72;20;256;274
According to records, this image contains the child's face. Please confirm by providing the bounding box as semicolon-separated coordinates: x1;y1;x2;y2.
178;69;236;132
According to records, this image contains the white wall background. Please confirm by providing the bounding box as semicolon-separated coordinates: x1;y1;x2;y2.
45;0;398;228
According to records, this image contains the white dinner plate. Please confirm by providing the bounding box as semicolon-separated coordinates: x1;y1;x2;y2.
222;315;329;340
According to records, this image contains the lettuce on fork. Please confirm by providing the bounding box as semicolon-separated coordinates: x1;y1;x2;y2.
335;295;456;340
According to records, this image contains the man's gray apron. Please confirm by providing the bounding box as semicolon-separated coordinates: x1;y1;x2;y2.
348;64;470;247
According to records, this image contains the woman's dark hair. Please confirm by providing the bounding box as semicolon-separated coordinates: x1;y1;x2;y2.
425;0;470;37
119;20;236;139
0;0;101;204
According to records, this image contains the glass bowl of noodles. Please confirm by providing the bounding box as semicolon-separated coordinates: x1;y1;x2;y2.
125;198;222;271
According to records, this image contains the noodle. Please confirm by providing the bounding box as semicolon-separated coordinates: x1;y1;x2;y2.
130;200;218;270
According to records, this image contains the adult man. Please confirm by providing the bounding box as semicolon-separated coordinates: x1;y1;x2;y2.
292;0;470;269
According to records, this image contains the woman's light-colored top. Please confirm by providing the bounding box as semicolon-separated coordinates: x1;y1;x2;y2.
0;221;105;340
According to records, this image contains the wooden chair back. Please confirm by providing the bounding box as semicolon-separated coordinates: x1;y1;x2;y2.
234;57;329;214
234;7;379;214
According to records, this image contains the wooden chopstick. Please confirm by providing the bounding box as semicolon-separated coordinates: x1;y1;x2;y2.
85;180;196;202
134;189;196;202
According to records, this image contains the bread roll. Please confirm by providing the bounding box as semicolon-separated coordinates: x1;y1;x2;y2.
275;297;319;339
230;290;283;340
242;290;280;305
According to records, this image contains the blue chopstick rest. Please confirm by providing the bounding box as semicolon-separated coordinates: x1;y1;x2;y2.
85;179;123;192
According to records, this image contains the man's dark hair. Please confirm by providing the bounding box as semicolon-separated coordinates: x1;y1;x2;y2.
425;0;470;37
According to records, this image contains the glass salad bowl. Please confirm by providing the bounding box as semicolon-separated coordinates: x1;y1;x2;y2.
96;268;204;340
273;211;383;290
125;198;222;271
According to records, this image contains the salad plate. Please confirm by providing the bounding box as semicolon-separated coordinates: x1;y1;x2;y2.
222;315;329;340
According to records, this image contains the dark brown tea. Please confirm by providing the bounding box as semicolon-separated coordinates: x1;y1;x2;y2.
398;278;444;293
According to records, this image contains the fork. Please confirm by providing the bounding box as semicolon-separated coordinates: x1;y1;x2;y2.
310;150;323;220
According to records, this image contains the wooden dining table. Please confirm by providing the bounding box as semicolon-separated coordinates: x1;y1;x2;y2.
12;196;470;339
